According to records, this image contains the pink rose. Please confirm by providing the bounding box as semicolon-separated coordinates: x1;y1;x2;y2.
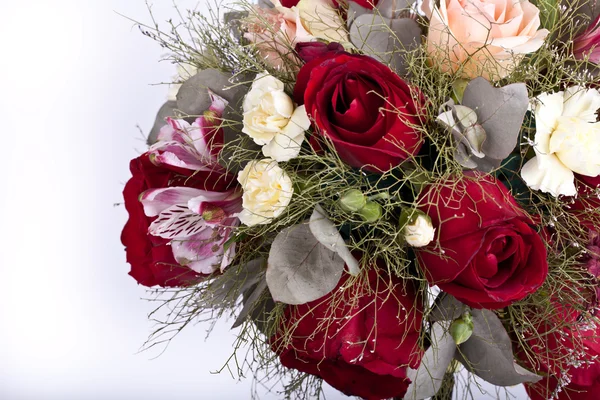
422;0;549;80
244;0;347;69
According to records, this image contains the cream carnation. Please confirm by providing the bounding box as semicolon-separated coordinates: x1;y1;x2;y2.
422;0;549;80
404;213;436;247
237;159;294;226
521;86;600;197
242;73;310;162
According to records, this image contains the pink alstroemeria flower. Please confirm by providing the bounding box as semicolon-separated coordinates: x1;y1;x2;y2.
574;14;600;64
141;93;243;274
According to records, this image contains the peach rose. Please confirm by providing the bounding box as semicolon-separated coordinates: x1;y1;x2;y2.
422;0;549;80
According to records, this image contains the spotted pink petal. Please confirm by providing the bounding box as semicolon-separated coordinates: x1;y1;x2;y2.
171;229;223;274
149;141;216;172
187;191;243;217
171;224;234;274
140;187;204;217
148;204;207;239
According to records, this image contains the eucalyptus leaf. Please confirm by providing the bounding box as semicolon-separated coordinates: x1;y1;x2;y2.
430;294;468;322
258;0;275;8
405;321;457;400
231;277;268;329
457;309;542;386
176;69;248;116
247;291;276;336
210;258;264;305
348;13;421;75
266;224;345;305
147;101;177;145
347;2;370;25
309;205;360;276
462;78;528;162
376;0;415;19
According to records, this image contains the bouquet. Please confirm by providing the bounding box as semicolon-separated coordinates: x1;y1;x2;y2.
121;0;600;398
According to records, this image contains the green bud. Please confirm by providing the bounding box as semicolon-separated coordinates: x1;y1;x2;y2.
450;312;474;345
339;189;367;212
359;201;382;223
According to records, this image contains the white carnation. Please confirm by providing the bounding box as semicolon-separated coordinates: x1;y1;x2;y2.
521;86;600;197
404;214;435;248
237;159;294;226
242;73;311;162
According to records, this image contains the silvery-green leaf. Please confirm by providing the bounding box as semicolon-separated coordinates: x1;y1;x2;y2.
147;101;177;145
210;258;264;304
349;14;420;75
405;321;457;400
454;142;479;169
453;105;478;129
436;108;459;135
247;291;276;335
430;294;468;322
176;69;248;116
350;13;391;57
231;277;268;329
462;78;528;162
462;125;486;158
457;309;542;386
258;0;275;8
376;0;415;19
388;18;422;76
266;224;345;305
347;2;371;25
309;205;360;276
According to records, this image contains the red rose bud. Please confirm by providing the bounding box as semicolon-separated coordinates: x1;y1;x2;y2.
415;172;548;309
272;267;423;400
574;14;600;64
295;41;345;63
294;52;426;172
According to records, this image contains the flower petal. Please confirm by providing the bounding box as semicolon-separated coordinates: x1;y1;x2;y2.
521;155;577;197
141;187;204;217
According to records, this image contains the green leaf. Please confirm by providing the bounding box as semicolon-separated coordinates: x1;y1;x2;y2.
405;321;457;400
231;277;268;329
457;309;542;386
266;224;345;305
309;205;360;275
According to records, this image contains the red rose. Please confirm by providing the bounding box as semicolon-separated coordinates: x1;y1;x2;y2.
415;172;548;309
122;108;236;287
122;154;204;287
272;267;423;400
523;323;600;400
294;52;425;172
295;42;344;63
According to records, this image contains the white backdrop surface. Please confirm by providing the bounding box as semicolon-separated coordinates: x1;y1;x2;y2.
0;1;528;399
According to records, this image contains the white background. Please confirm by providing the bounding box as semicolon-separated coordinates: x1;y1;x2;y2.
0;1;528;399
